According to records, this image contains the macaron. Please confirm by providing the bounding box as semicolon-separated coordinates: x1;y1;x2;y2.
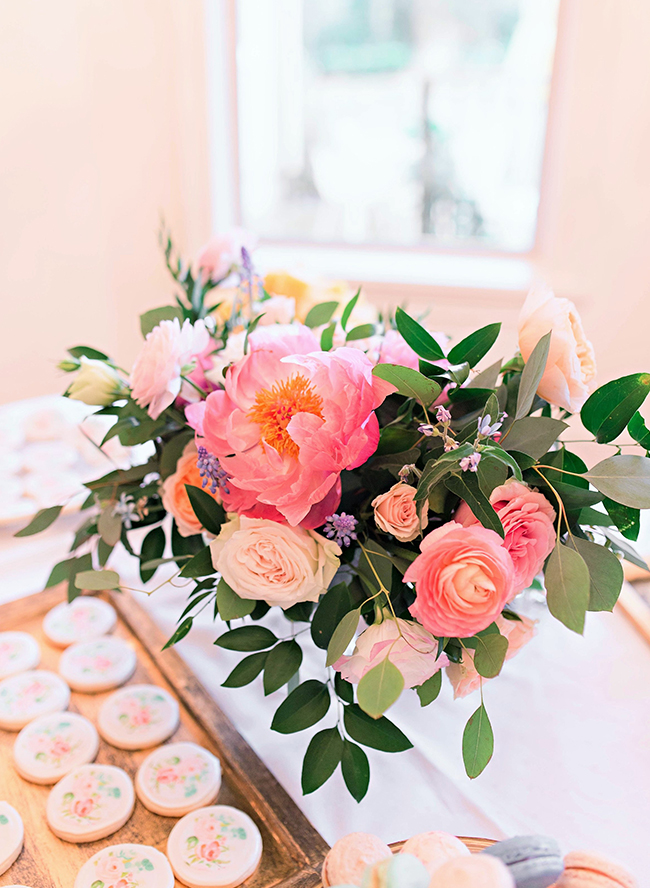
322;833;393;887
42;596;117;647
0;802;24;876
74;843;174;888
430;855;515;888
58;636;136;692
97;684;180;750
166;804;263;888
483;835;564;888
13;711;99;784
0;670;70;730
362;852;430;888
136;741;222;816
0;632;40;678
400;831;470;875
552;851;637;888
46;763;135;843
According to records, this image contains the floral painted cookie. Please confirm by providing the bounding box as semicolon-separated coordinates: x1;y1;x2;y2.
0;802;24;876
13;711;99;784
59;637;136;693
0;670;70;731
0;632;40;679
73;843;174;888
167;805;263;888
98;684;180;750
43;597;117;648
46;763;135;843
136;742;222;816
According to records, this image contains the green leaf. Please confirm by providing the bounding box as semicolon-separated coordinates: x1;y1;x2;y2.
97;505;122;548
97;537;113;568
603;497;639;541
140;526;166;583
600;529;649;573
462;703;494;778
341;739;370;802
185;485;226;536
334;672;354;704
68;345;109;361
15;505;63;537
414;444;475;503
243;312;265;354
341;289;360;331
140;305;183;337
46;555;91;589
159;431;194;479
326;609;360;668
375;428;421;455
394;307;445;360
585;455;650;508
476;456;508;499
222;651;268;688
283;601;314;622
469;358;502;390
311;582;353;650
628;411;650;450
346;323;375;341
271;680;331;734
502;417;568;458
215;626;277;651
301;728;344;794
263;640;303;695
91;881;105;888
515;331;552;419
481;445;523;482
304;301;339;328
581;373;650;443
320;321;336;351
216;578;255;621
74;569;120;591
343;703;413;752
578;506;614;527
372;364;441;407
357;657;405;719
448;323;501;368
445;473;504;538
570;537;624;612
171;521;204;567
472;633;509;678
162;616;193;650
179;545;214;578
415;671;442;706
544;543;590;634
358;540;393;593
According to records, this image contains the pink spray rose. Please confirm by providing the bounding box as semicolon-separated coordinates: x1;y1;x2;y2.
372;482;428;542
196;228;257;281
455;479;556;591
405;523;516;638
377;330;420;371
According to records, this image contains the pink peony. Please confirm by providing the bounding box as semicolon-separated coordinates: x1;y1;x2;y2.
196;228;257;281
405;523;515;638
377;329;420;371
335;616;448;689
130;318;210;419
455;480;556;591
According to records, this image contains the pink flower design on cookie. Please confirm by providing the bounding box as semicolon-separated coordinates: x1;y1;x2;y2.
156;767;178;785
72;798;95;817
199;839;225;862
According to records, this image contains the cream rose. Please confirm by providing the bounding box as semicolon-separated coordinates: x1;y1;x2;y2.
518;285;597;413
67;357;124;406
209;515;341;608
372;483;428;542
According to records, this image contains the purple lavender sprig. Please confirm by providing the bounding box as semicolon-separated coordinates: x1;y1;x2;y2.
323;512;358;548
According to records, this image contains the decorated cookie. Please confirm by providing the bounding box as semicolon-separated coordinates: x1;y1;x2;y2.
59;636;136;693
43;596;116;648
0;670;70;730
46;763;135;843
136;741;222;816
14;711;99;784
322;833;392;887
0;802;24;876
73;843;174;888
98;684;180;750
167;805;263;888
0;632;40;678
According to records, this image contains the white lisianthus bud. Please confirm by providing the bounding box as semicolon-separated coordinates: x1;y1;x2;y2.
67;357;125;406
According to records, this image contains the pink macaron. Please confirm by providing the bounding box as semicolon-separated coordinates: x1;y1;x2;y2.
399;832;470;875
551;852;637;888
430;855;515;888
322;833;393;887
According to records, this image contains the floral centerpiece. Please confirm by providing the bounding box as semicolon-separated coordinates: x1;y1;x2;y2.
19;228;650;800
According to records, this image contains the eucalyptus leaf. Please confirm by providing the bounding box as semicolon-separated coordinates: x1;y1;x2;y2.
304;301;339;328
357;657;404;719
462;703;494;778
140;306;183;337
346;323;375;341
585;455;650;508
341;289;360;330
469;358;503;390
415;671;442;707
15;505;63;538
445;473;504;538
98;505;122;548
372;364;441;407
74;569;120;591
603;497;640;541
544;543;590;634
628;411;650;450
501;417;568;458
515;331;552;419
320;321;336;351
570;537;624;612
326;609;360;668
473;632;509;678
415;444;474;503
162;616;193;650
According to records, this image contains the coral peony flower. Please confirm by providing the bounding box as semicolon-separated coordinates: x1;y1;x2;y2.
518;285;596;413
67;358;125;406
196;228;257;281
405;523;515;638
210;515;340;608
372;482;428;542
130;318;210;419
455;479;556;591
335;615;448;689
161;441;221;537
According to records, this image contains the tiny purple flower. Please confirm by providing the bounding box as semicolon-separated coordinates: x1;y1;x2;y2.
477;415;503;438
197;446;231;495
436;406;452;424
417;423;436;436
460;452;482;473
240;245;254;275
323;512;358;548
444;439;459;452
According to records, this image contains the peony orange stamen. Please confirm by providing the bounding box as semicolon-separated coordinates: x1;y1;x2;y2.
248;373;323;458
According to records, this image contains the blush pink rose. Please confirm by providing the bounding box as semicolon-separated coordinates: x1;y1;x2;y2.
518;285;597;413
196;228;257;281
96;856;124;880
200;840;224;862
50;738;71;756
156;767;178;784
372;482;428;542
405;523;516;638
73;798;95;817
130;318;210;419
131;707;151;726
455;480;556;591
335;616;448;689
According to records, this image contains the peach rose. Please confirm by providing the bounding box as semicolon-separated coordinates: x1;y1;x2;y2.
161;441;222;537
518;285;596;413
455;479;556;591
372;482;428;542
405;523;515;638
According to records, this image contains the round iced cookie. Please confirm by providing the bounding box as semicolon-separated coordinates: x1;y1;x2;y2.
43;596;116;648
74;843;174;888
98;684;180;750
0;632;40;678
46;763;135;843
13;711;99;784
136;741;222;816
167;805;263;888
0;802;24;876
0;670;70;731
58;636;136;693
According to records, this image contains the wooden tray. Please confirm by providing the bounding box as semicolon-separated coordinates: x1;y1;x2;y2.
0;588;330;888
